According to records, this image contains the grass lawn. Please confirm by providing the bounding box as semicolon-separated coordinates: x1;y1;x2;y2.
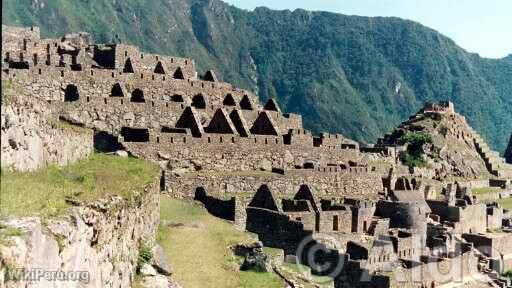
0;153;159;217
157;197;283;288
497;197;512;210
472;187;502;195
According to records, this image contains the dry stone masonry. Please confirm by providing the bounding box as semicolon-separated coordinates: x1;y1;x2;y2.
2;26;512;288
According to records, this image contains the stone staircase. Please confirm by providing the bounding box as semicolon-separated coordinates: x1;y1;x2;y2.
472;131;512;178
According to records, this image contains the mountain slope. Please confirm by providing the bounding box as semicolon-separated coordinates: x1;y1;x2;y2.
3;0;511;152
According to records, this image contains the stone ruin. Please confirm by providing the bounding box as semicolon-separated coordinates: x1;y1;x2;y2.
2;26;512;288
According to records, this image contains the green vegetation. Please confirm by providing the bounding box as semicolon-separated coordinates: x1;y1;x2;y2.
0;153;159;217
3;0;512;152
497;197;512;210
282;262;334;287
136;242;154;272
1;80;12;105
0;224;24;246
473;187;503;200
157;197;282;288
399;132;433;168
504;270;512;280
472;187;503;195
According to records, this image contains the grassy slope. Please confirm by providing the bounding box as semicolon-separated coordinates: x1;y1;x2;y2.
157;197;282;288
0;154;159;217
3;0;511;152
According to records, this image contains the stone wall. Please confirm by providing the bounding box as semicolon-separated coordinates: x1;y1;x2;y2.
165;170;383;201
1;83;93;172
0;179;160;288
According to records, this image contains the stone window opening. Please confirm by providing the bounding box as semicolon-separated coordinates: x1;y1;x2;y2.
333;215;339;231
33;54;38;66
171;94;184;102
121;127;149;142
296;217;302;222
63;84;79;102
130;89;145;103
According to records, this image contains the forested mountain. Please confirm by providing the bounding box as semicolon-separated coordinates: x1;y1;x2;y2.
3;0;511;152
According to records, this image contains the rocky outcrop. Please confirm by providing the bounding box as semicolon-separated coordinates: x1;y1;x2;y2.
380;102;507;179
0;180;160;288
1;82;93;172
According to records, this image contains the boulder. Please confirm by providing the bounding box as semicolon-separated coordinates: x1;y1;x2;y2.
116;150;129;157
140;263;158;276
152;244;172;276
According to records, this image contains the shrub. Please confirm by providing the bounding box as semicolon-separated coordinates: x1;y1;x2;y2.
399;132;433;168
136;243;153;273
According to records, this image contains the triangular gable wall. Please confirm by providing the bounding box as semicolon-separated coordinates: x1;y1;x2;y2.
263;98;281;113
154;61;166;74
239;95;254;110
173;67;185;79
249;185;279;211
229;109;250;137
203;70;218;82
175;106;204;137
205;108;238;135
123;58;134;73
250;111;279;136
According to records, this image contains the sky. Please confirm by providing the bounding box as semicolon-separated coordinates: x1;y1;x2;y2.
224;0;511;59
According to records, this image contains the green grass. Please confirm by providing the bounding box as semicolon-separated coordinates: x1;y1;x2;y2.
0;224;24;246
472;187;502;195
283;262;334;287
0;153;159;218
497;197;512;210
239;270;282;288
157;197;282;288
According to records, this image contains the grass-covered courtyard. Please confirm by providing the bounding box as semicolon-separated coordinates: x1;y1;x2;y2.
0;153;159;217
157;197;283;288
497;197;512;210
